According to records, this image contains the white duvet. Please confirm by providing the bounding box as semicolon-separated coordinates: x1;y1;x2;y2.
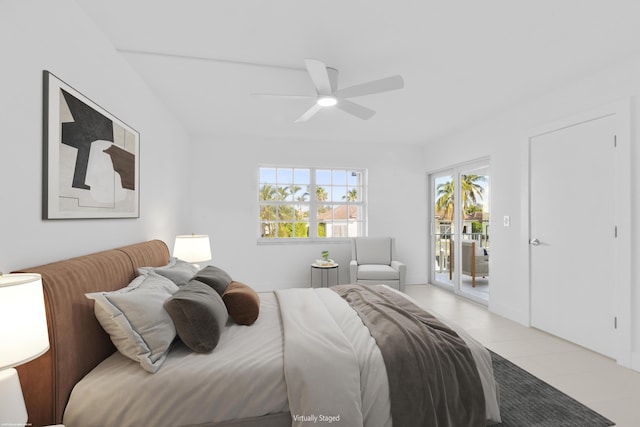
64;287;500;427
276;288;392;427
64;293;289;427
276;287;501;426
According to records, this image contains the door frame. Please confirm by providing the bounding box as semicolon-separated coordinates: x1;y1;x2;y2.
521;99;631;367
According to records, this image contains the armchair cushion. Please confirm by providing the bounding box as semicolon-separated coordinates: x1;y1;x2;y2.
357;265;400;280
354;237;392;265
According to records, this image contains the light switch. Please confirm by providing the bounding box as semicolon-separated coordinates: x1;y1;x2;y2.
503;216;510;227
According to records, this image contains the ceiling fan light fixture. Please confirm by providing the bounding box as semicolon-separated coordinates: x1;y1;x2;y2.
317;96;338;107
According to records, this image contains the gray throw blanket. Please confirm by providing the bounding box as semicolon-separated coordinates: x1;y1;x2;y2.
331;284;486;427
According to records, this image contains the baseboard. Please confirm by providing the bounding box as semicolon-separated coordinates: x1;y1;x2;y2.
488;301;530;327
630;351;640;372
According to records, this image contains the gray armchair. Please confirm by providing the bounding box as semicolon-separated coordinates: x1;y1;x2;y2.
349;237;406;292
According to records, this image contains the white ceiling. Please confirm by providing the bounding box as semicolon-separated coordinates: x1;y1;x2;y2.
76;0;640;145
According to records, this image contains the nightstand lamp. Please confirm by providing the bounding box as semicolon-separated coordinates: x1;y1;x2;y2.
0;273;50;427
173;234;212;264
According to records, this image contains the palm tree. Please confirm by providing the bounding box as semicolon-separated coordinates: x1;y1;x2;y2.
465;204;481;217
259;184;277;237
296;188;310;202
292;186;309;221
259;184;277;201
460;174;486;213
285;185;304;200
316;186;328;201
342;188;358;201
276;186;289;201
436;175;485;221
436;180;455;221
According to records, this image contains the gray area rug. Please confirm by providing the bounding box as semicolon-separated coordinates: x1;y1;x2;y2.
491;351;615;427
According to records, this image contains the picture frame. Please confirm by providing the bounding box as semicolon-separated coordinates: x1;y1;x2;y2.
43;70;140;219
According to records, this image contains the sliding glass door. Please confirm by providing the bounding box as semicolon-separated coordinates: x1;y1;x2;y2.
430;161;490;303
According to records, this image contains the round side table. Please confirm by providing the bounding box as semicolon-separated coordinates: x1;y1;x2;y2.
310;263;339;288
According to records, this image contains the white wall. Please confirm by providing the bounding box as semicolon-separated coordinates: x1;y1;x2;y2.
0;0;190;272
424;56;640;364
188;135;427;291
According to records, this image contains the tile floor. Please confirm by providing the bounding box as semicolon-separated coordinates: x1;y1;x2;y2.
404;284;640;427
434;272;490;301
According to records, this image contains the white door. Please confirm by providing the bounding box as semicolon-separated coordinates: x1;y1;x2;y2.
530;114;616;358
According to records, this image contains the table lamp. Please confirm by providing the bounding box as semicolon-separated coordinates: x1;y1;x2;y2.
173;234;212;264
0;273;50;427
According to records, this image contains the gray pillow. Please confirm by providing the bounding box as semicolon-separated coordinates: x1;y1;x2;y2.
193;265;232;296
138;257;199;286
86;272;179;373
164;279;228;353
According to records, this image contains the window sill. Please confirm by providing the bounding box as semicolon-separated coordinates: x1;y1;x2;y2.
257;238;353;245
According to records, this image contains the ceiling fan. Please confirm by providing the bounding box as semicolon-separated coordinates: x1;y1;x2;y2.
252;59;404;123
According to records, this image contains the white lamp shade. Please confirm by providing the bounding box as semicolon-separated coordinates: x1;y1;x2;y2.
0;273;50;369
173;235;212;263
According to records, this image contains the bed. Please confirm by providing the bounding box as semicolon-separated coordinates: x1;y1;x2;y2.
16;240;501;427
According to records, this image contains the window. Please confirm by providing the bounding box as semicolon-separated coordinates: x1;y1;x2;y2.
259;167;366;240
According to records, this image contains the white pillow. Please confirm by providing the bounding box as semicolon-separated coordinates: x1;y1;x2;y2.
86;272;179;373
138;257;199;286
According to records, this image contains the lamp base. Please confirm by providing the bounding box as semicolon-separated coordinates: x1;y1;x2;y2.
0;368;28;426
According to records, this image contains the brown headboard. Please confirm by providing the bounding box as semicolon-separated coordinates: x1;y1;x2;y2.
15;240;170;427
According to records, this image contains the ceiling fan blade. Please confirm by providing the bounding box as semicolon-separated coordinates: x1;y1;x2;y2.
251;93;316;100
304;58;333;96
294;103;324;123
336;99;376;120
327;67;339;93
334;75;404;99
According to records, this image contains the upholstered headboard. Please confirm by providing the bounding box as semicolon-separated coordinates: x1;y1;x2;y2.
15;240;170;427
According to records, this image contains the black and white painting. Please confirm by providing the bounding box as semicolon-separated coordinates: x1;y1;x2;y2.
43;71;139;219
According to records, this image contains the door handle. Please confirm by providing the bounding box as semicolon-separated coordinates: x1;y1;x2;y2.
530;238;540;246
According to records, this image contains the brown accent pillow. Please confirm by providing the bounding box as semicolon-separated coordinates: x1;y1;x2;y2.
222;281;260;325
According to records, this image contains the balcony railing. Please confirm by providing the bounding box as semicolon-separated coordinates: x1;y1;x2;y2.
434;233;489;274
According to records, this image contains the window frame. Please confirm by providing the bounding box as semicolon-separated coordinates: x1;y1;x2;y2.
258;166;367;242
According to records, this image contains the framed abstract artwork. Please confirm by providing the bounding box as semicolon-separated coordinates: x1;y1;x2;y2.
43;71;139;219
